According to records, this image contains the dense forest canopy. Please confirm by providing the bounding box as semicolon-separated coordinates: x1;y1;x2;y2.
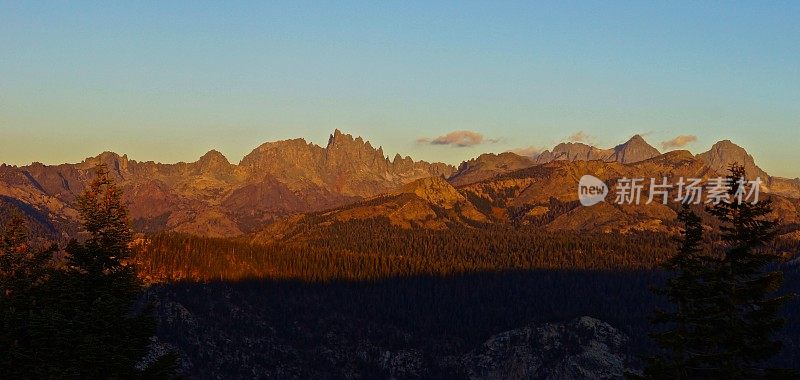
135;218;800;283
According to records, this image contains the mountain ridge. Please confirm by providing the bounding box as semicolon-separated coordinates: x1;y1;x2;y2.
0;130;455;238
253;148;800;244
2;131;798;240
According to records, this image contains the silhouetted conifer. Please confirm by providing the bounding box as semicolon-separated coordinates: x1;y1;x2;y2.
35;165;177;378
646;164;797;379
0;213;57;376
700;165;796;378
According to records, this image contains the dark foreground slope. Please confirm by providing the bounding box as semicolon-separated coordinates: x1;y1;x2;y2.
144;271;657;378
143;268;800;378
136;230;800;378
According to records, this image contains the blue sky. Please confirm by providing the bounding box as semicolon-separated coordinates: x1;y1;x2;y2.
1;1;798;177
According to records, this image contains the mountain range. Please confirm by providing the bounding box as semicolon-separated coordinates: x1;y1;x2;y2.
1;130;798;241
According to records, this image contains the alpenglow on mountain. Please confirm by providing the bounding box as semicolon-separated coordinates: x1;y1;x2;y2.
1;130;798;240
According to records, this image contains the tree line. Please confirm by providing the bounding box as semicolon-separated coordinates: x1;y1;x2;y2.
135;225;680;283
0;166;176;378
644;165;798;379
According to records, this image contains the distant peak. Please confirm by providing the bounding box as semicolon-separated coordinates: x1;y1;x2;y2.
556;141;593;148
201;149;224;157
84;151;128;165
697;140;768;180
198;149;230;164
712;139;741;149
96;151;123;159
79;151;129;174
705;140;750;156
612;134;660;164
623;134;649;146
327;129;356;148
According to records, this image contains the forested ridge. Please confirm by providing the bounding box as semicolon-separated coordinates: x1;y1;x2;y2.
136;217;800;283
135;219;681;282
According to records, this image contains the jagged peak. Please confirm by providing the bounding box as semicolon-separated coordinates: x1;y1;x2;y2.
95;151;125;160
327;129;355;148
80;151;128;166
391;153;415;166
324;130;389;170
74;151;130;176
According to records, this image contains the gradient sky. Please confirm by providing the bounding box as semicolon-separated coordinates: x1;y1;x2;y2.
1;1;798;177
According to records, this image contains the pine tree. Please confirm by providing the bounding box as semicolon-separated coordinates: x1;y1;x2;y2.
700;164;797;378
645;203;711;379
0;212;57;376
33;165;177;378
646;164;797;379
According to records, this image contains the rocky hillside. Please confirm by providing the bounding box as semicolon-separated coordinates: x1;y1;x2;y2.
0;130;454;238
450;152;536;186
255;150;800;243
145;280;641;379
463;317;638;379
457;136;800;201
2;131;798;239
449;135;663;187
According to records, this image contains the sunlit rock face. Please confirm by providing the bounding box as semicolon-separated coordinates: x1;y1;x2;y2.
696;140;768;181
0;130;455;238
534;135;660;165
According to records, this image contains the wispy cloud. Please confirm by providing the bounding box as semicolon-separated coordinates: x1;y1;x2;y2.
418;130;496;147
661;135;697;150
567;131;592;143
508;146;545;157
